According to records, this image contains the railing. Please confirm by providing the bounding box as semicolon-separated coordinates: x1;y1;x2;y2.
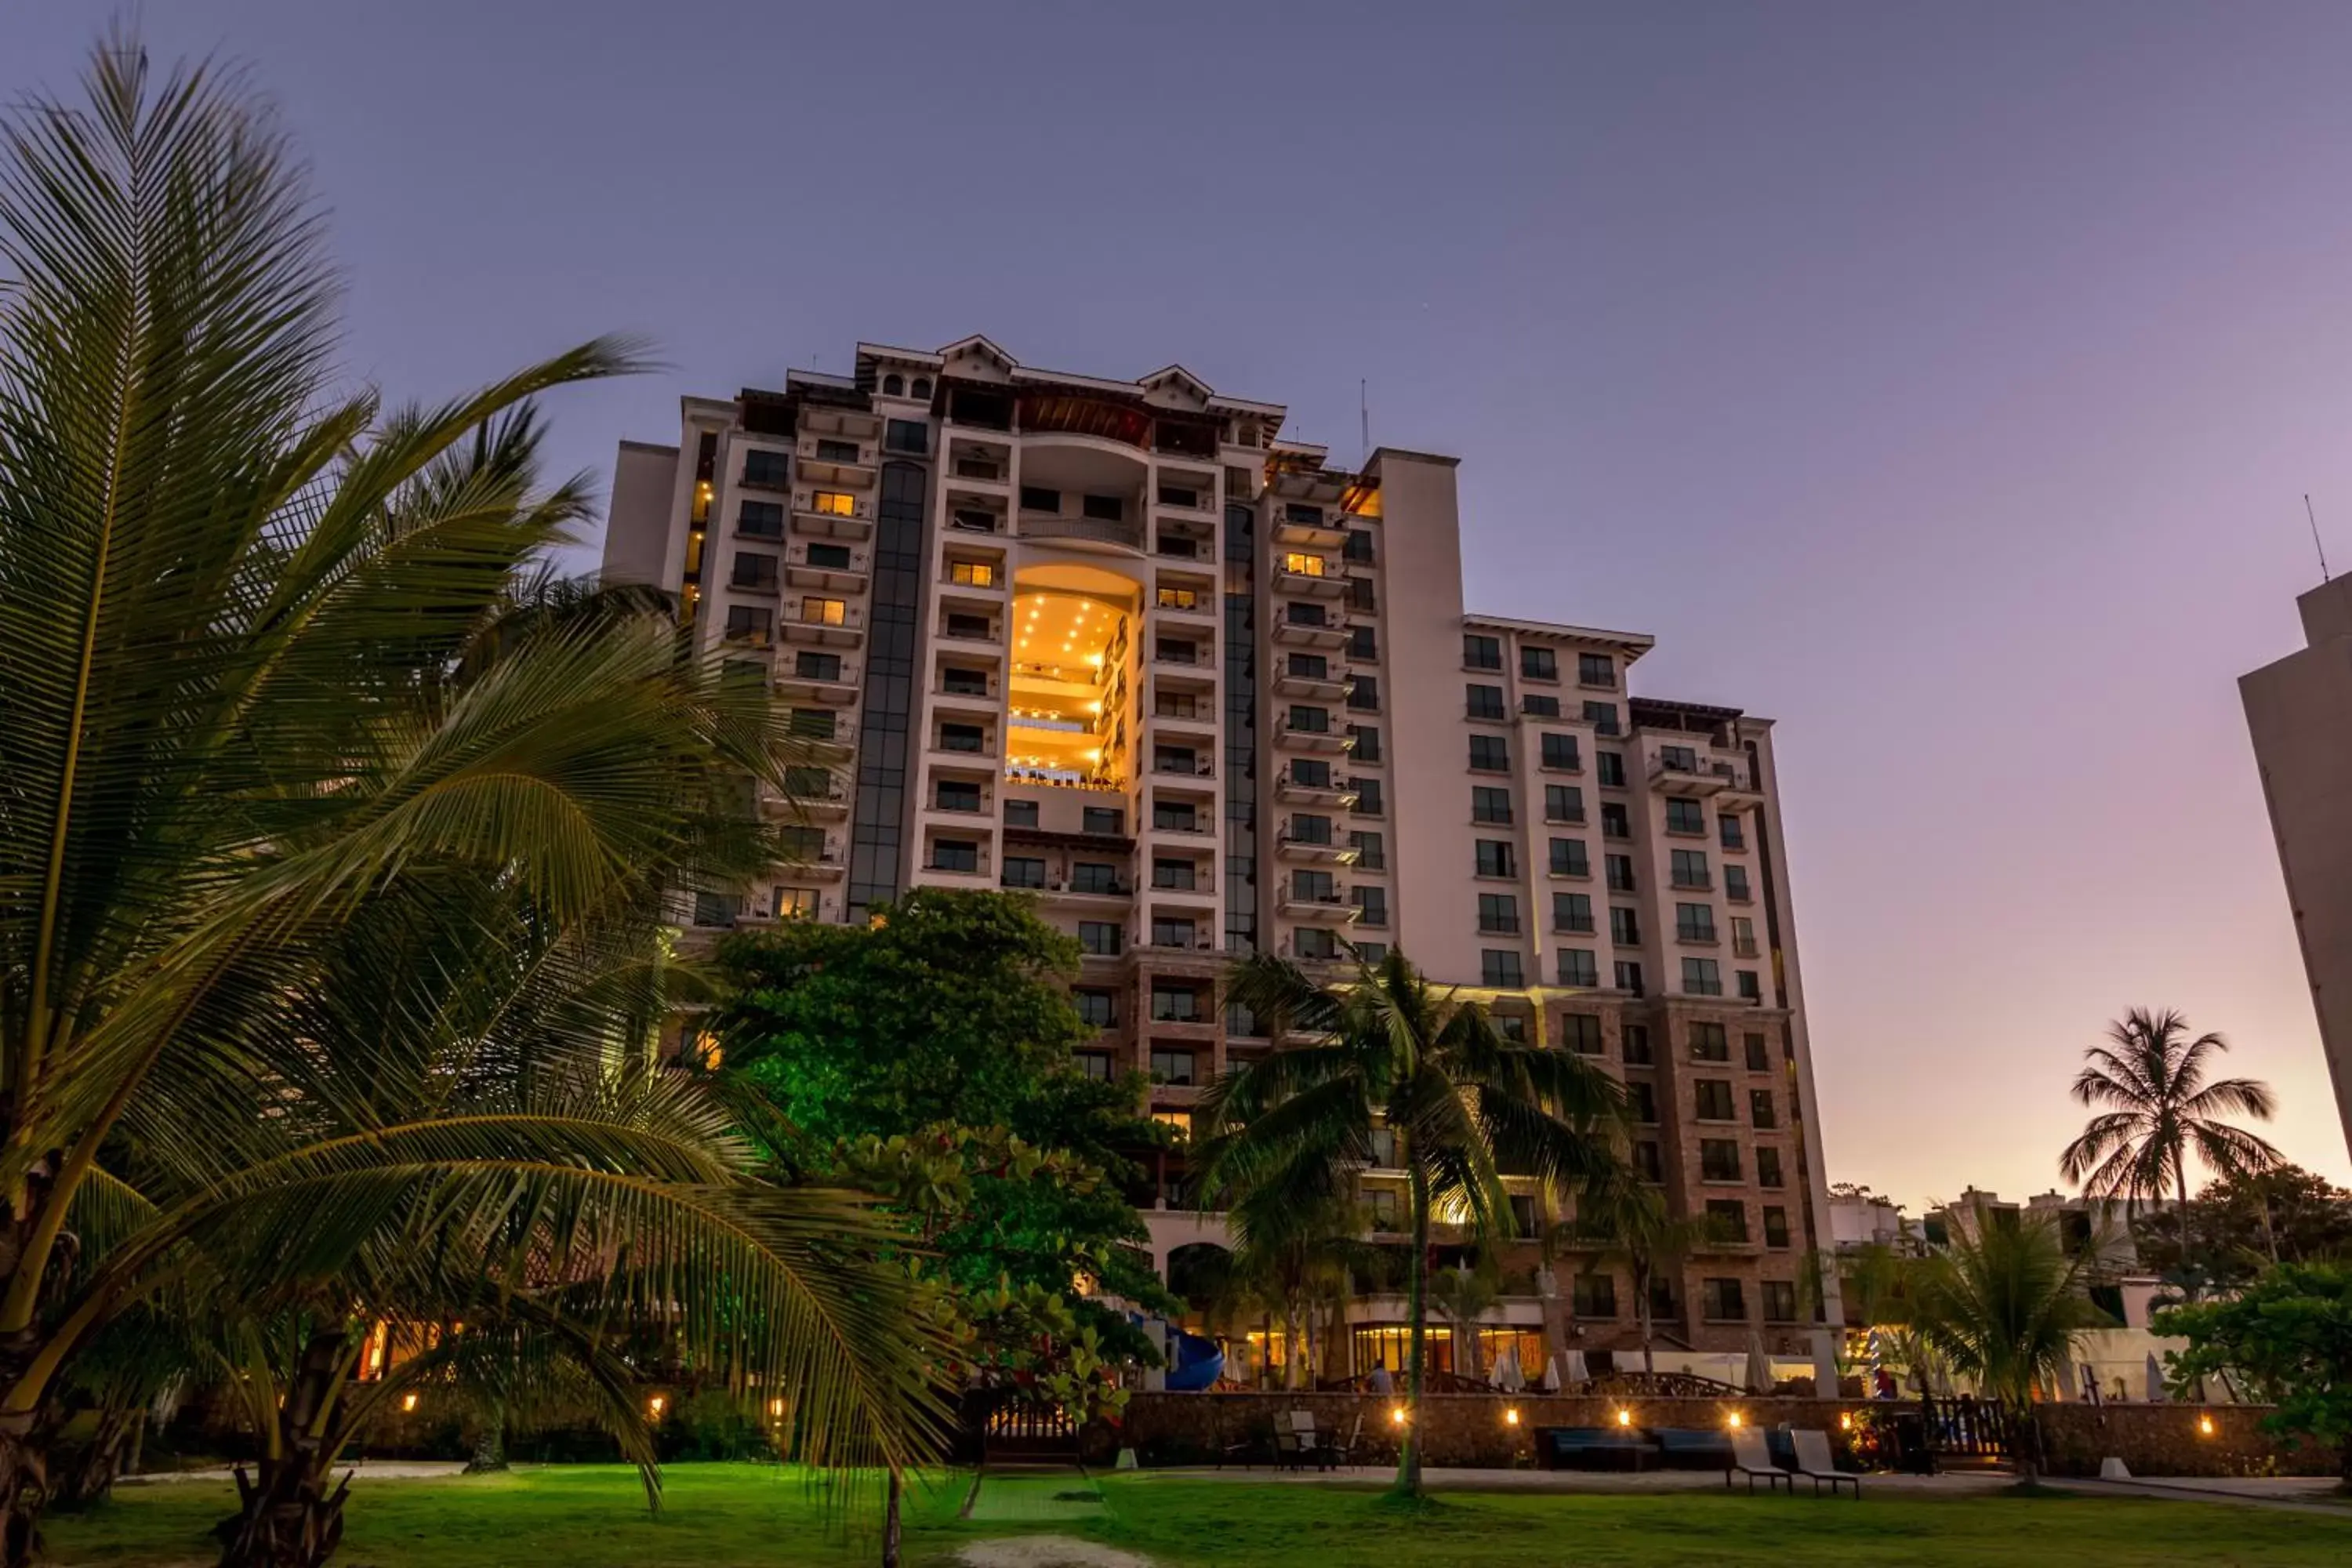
784;604;865;630
1021;513;1145;550
788;546;868;573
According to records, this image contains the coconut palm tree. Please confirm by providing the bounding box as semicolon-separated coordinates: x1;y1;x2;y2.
1195;947;1624;1495
0;36;942;1562
1426;1258;1501;1384
2060;1008;2279;1279
1908;1205;2115;1486
1559;1174;1711;1380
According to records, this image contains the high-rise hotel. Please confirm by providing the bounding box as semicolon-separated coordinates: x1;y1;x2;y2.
603;336;1842;1372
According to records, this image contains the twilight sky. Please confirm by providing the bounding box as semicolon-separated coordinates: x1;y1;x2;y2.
10;2;2352;1209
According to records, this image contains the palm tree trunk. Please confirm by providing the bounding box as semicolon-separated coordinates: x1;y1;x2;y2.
463;1398;507;1474
0;1402;51;1568
1635;1258;1655;1377
881;1468;902;1568
217;1329;353;1568
1399;1161;1429;1497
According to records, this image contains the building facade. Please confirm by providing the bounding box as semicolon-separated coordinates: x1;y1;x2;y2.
604;336;1841;1370
2241;576;2352;1162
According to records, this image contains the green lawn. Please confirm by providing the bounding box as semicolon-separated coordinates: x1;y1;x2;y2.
42;1464;2352;1567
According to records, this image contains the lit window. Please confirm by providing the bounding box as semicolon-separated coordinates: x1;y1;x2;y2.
1283;552;1327;577
949;561;997;587
802;597;847;626
813;491;855;517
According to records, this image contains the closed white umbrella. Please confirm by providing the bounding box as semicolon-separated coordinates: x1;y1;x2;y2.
1494;1347;1523;1392
1541;1355;1562;1392
1563;1348;1588;1387
2145;1352;2167;1403
1744;1330;1773;1395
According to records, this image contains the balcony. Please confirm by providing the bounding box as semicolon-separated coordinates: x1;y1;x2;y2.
1272;507;1348;549
797;440;875;489
1274;769;1357;808
1272;717;1348;754
779;603;865;647
789;492;875;541
1275;825;1358;866
939;567;1007;597
774;666;858;706
931;677;1000;711
784;544;869;593
1020;511;1145;554
1650;755;1749;798
1151;756;1216;780
1276;884;1356;920
784;837;848;881
1733;937;1760;959
1270;615;1348;651
785;715;858;757
1276;563;1346;599
1272;667;1348;701
920;848;993;881
763;779;849;822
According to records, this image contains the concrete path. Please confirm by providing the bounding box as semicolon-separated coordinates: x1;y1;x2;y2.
2046;1475;2352;1517
1141;1465;2013;1496
117;1461;467;1486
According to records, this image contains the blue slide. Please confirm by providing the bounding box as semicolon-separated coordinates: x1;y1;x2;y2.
1138;1318;1225;1391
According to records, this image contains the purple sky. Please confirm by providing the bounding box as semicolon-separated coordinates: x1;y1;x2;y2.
11;2;2352;1209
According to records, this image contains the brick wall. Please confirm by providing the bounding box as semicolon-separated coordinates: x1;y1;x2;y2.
1111;1392;2342;1479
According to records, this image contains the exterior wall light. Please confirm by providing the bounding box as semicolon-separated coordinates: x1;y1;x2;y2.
649;1395;667;1417
2198;1414;2216;1437
401;1393;419;1414
1838;1412;1853;1432
1390;1406;1407;1426
1726;1411;1744;1428
1504;1407;1520;1426
1615;1407;1633;1428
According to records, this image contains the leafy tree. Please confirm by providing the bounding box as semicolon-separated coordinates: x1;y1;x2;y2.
1559;1174;1711;1377
2060;1007;2279;1282
1427;1258;1503;1383
2156;1261;2352;1490
2133;1163;2352;1284
1197;948;1624;1496
1909;1206;2114;1486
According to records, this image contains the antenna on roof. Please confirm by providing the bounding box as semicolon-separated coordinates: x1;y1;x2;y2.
1359;379;1370;468
2309;493;2332;583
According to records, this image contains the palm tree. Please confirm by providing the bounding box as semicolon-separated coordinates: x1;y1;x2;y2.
1908;1205;2114;1486
0;36;942;1562
1195;947;1624;1495
1560;1174;1711;1379
2060;1008;2280;1279
1426;1258;1501;1384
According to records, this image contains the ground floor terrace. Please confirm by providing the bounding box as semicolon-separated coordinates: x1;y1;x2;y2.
53;1463;2352;1567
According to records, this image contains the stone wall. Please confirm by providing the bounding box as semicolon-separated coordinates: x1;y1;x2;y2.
1112;1392;2342;1479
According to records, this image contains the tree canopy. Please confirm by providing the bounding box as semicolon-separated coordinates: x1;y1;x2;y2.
2158;1262;2352;1488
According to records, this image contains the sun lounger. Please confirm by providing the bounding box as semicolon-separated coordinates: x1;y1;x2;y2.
1726;1427;1792;1494
1789;1428;1860;1498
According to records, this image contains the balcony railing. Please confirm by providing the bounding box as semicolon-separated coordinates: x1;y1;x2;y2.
1021;513;1145;551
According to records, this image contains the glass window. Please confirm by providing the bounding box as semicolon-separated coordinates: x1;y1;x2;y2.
1763;1279;1798;1322
935;779;982;813
1369;1189;1399;1231
1584;702;1622;736
1666;798;1704;833
1343;528;1375;562
1082;494;1125;521
884;418;927;454
1745;1031;1771;1071
1544;785;1585;823
1690;1022;1729;1062
1660;744;1698;772
1738;969;1762;1000
1541;733;1580;771
1694;1079;1736;1120
938;721;984;753
1682;957;1723;996
1348;624;1378;660
797;651;843;680
739;499;784;537
1627;1081;1659;1123
1072;862;1123;895
1572;1272;1617;1318
1751;1088;1777;1129
941;664;987;694
1477;893;1519;934
1019;485;1060;513
1480;949;1524;988
1078;920;1121;956
1462;633;1503;670
1609;906;1640;945
1083;805;1123;835
1561;1012;1603;1054
1472;786;1513;823
1522;694;1561;717
1289;652;1330;679
1556;947;1599;987
1351;830;1385;869
930;838;979;873
1149;1047;1196;1085
1550;837;1589;877
1726;864;1752;902
1289;813;1333;845
724;605;772;644
1720;813;1746;849
1596;750;1626;787
1290;758;1332;788
1154;800;1200;832
949;560;998;587
1074;989;1116;1028
1707;1201;1749;1245
1606;852;1637;892
1287;705;1329;734
1601;803;1631;839
1763;1208;1791;1250
1758;1147;1785;1189
1347;674;1380;712
1152;858;1197;890
1522;646;1559;681
815;438;861;463
1000;854;1045;887
881;373;905;397
812;490;855;517
1151;985;1203;1022
1622;1023;1653;1065
1700;1139;1742;1181
1671;849;1711;889
1077;1051;1113;1082
1152;915;1200;948
742;448;793;489
1578;652;1615;687
1701;1278;1748;1323
1002;799;1039;829
1474;839;1515;878
1294;927;1338;959
1348;724;1382;762
1675;903;1717;942
1466;684;1507;720
1615;959;1644;996
1468;735;1510;772
1632;1141;1664;1182
1354;884;1388;925
1553;891;1594;933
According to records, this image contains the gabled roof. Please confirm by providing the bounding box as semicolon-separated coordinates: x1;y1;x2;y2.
937;333;1017;371
1139;363;1214;401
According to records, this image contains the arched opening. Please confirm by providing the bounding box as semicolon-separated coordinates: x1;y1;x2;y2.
910;376;932;399
882;372;904;397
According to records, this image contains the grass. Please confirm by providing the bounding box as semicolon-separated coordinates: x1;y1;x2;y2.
42;1464;2352;1566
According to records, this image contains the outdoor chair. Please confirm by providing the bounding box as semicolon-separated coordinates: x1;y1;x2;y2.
1218;1414;1272;1470
1279;1410;1327;1472
1726;1427;1792;1494
1788;1429;1860;1498
1319;1411;1364;1470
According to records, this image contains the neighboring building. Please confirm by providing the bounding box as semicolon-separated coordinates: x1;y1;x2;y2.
1826;1189;1915;1254
2241;577;2352;1163
603;336;1840;1373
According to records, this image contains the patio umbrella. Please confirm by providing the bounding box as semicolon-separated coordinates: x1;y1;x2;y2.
2145;1352;2167;1403
2079;1363;2100;1404
1493;1347;1521;1392
1813;1338;1839;1396
1541;1356;1562;1392
1744;1330;1773;1394
1563;1348;1588;1387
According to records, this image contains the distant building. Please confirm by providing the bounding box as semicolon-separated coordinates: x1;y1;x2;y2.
2241;577;2352;1162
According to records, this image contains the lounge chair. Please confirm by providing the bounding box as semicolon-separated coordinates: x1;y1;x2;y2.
1789;1429;1860;1498
1320;1412;1364;1470
1726;1427;1792;1494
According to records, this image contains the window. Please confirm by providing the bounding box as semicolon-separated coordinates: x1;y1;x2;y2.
1732;916;1758;958
1369;1189;1399;1231
949;560;998;587
1572;1272;1618;1318
1348;624;1378;660
739;500;784;537
1509;1193;1540;1238
1348;573;1378;611
1281;550;1327;577
1347;675;1381;712
783;765;833;798
1628;1082;1659;1123
1154;745;1200;775
881;373;905;397
1751;1088;1777;1129
1606;854;1637;894
1758;1147;1785;1189
935;779;982;813
1521;694;1561;717
1074;989;1115;1028
1706;1200;1749;1243
797;651;843;681
1665;798;1704;834
800;596;848;628
938;721;984;753
1744;1031;1771;1071
1000;855;1045;887
1554;891;1594;933
1700;1139;1743;1181
1225;1000;1263;1037
1152;915;1199;948
945;612;992;640
1078;920;1121;956
1650;1276;1682;1319
1584;702;1622;736
724;605;772;644
1288;813;1333;846
1151;986;1203;1023
1348;724;1382;762
812;490;855;517
1466;683;1506;720
1596;750;1626;787
1614;959;1645;996
1019;485;1060;513
1578;652;1615;688
1676;903;1717;943
1472;786;1513;824
1158;585;1200;611
1354;884;1388;925
1737;969;1762;1001
1690;1021;1730;1062
1072;862;1122;895
1522;646;1559;681
1159;483;1199;508
1544;785;1585;823
786;709;838;740
804;543;855;572
1632;1140;1664;1182
1549;837;1589;877
1601;803;1632;840
1077;1052;1112;1082
885;418;927;454
1695;1079;1736;1120
1481;949;1525;988
1726;865;1752;902
1496;1012;1529;1044
1463;634;1502;670
1294;927;1338;959
1682;956;1723;996
1081;493;1125;521
1763;1207;1791;1250
1288;652;1330;680
1290;759;1332;788
1152;858;1197;891
1291;869;1337;903
1477;894;1520;935
1286;601;1327;627
942;664;987;694
910;376;931;398
1356;941;1390;967
1475;840;1516;878
1701;1278;1748;1323
1287;706;1330;735
1082;805;1123;836
1468;735;1510;772
1156;637;1199;666
1353;778;1385;815
1609;906;1641;946
815;437;861;463
1342;528;1375;563
1153;800;1200;833
931;838;979;873
1763;1279;1798;1322
1351;831;1385;869
1623;1023;1654;1065
951;506;998;532
1561;1013;1603;1054
1671;849;1711;890
1541;733;1580;771
742;448;790;488
1556;947;1599;986
1660;744;1698;773
1720;814;1746;850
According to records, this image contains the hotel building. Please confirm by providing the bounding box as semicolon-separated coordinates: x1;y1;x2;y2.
603;336;1842;1374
